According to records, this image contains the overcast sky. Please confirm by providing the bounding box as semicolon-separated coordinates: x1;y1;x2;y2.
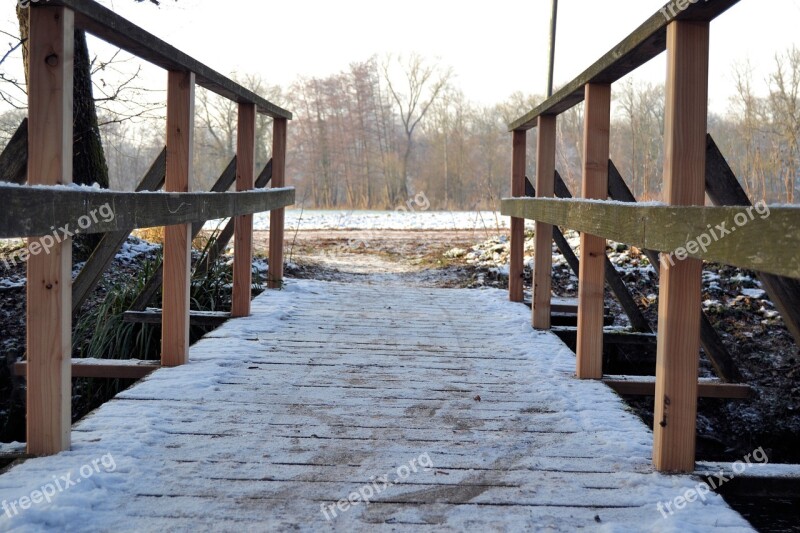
4;0;800;115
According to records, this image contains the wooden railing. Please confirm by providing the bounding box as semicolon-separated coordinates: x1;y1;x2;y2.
5;2;295;456
503;0;800;473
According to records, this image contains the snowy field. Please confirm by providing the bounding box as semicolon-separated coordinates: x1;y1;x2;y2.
202;210;511;232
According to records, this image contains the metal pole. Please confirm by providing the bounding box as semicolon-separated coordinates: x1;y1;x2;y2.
547;0;559;98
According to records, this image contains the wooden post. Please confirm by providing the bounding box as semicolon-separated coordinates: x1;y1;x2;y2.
532;115;557;329
268;118;287;289
26;6;74;456
232;103;256;317
162;70;194;367
576;84;611;379
509;130;527;302
653;20;709;473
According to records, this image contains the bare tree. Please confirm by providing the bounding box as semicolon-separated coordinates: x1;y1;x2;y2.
381;53;452;203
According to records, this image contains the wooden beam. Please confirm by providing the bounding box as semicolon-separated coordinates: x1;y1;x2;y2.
608;159;741;383
162;70;194;368
500;199;800;280
577;84;611;379
124;309;230;327
533;116;556;329
25;6;74;457
0;118;28;185
15;359;159;380
0;186;294;239
602;376;751;399
509;130;527;302
508;0;740;131
653;20;709;474
232;103;256;317
268;118;287;289
41;1;292;120
706;134;800;348
72;148;166;312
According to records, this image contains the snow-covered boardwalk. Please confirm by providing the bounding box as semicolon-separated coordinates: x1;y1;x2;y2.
0;280;751;531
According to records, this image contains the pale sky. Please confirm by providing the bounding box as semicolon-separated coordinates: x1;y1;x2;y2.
4;0;800;115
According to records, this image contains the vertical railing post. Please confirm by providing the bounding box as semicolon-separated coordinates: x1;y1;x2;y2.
162;70;195;367
576;84;611;379
232;103;256;317
509;130;527;302
26;6;74;456
268;118;287;289
653;20;709;473
532;115;557;329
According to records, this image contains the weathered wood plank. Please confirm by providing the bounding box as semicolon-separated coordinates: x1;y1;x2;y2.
500;199;800;280
509;130;526;302
608;159;742;383
0;118;28;185
41;1;291;120
162;70;195;368
706;134;800;348
508;0;740;131
577;84;611;379
25;6;73;457
602;376;751;399
14;359;159;380
71;148;167;312
124;309;230;327
268;118;287;289
0;186;294;239
533;116;556;329
653;20;709;474
232;103;256;317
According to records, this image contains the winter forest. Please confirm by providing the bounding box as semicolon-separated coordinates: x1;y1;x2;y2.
1;40;798;210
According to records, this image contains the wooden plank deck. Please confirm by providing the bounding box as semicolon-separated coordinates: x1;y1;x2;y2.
0;280;752;531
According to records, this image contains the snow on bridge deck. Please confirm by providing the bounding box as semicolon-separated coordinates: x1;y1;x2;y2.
0;280;752;531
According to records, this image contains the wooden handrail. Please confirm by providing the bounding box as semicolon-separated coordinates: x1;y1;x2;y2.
501;198;800;279
508;0;739;131
0;186;294;239
43;0;292;120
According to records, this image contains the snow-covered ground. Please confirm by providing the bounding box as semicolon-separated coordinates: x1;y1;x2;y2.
203;209;510;232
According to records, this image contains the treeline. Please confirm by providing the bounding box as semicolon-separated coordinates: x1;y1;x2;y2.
2;49;798;209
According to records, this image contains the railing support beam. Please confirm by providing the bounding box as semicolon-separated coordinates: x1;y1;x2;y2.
653;20;710;473
532;116;557;329
26;6;74;456
232;103;256;316
162;70;195;367
268;118;287;289
576;84;611;379
509;130;527;302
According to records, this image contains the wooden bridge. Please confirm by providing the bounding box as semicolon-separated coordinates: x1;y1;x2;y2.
0;0;797;530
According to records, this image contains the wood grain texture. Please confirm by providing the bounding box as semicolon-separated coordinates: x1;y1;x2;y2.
603;377;751;399
162;70;195;368
509;130;527;302
41;1;291;119
25;6;74;456
500;199;800;280
576;84;611;379
533;116;556;330
508;0;739;131
268;118;287;289
653;20;709;473
15;359;159;380
232;103;256;317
